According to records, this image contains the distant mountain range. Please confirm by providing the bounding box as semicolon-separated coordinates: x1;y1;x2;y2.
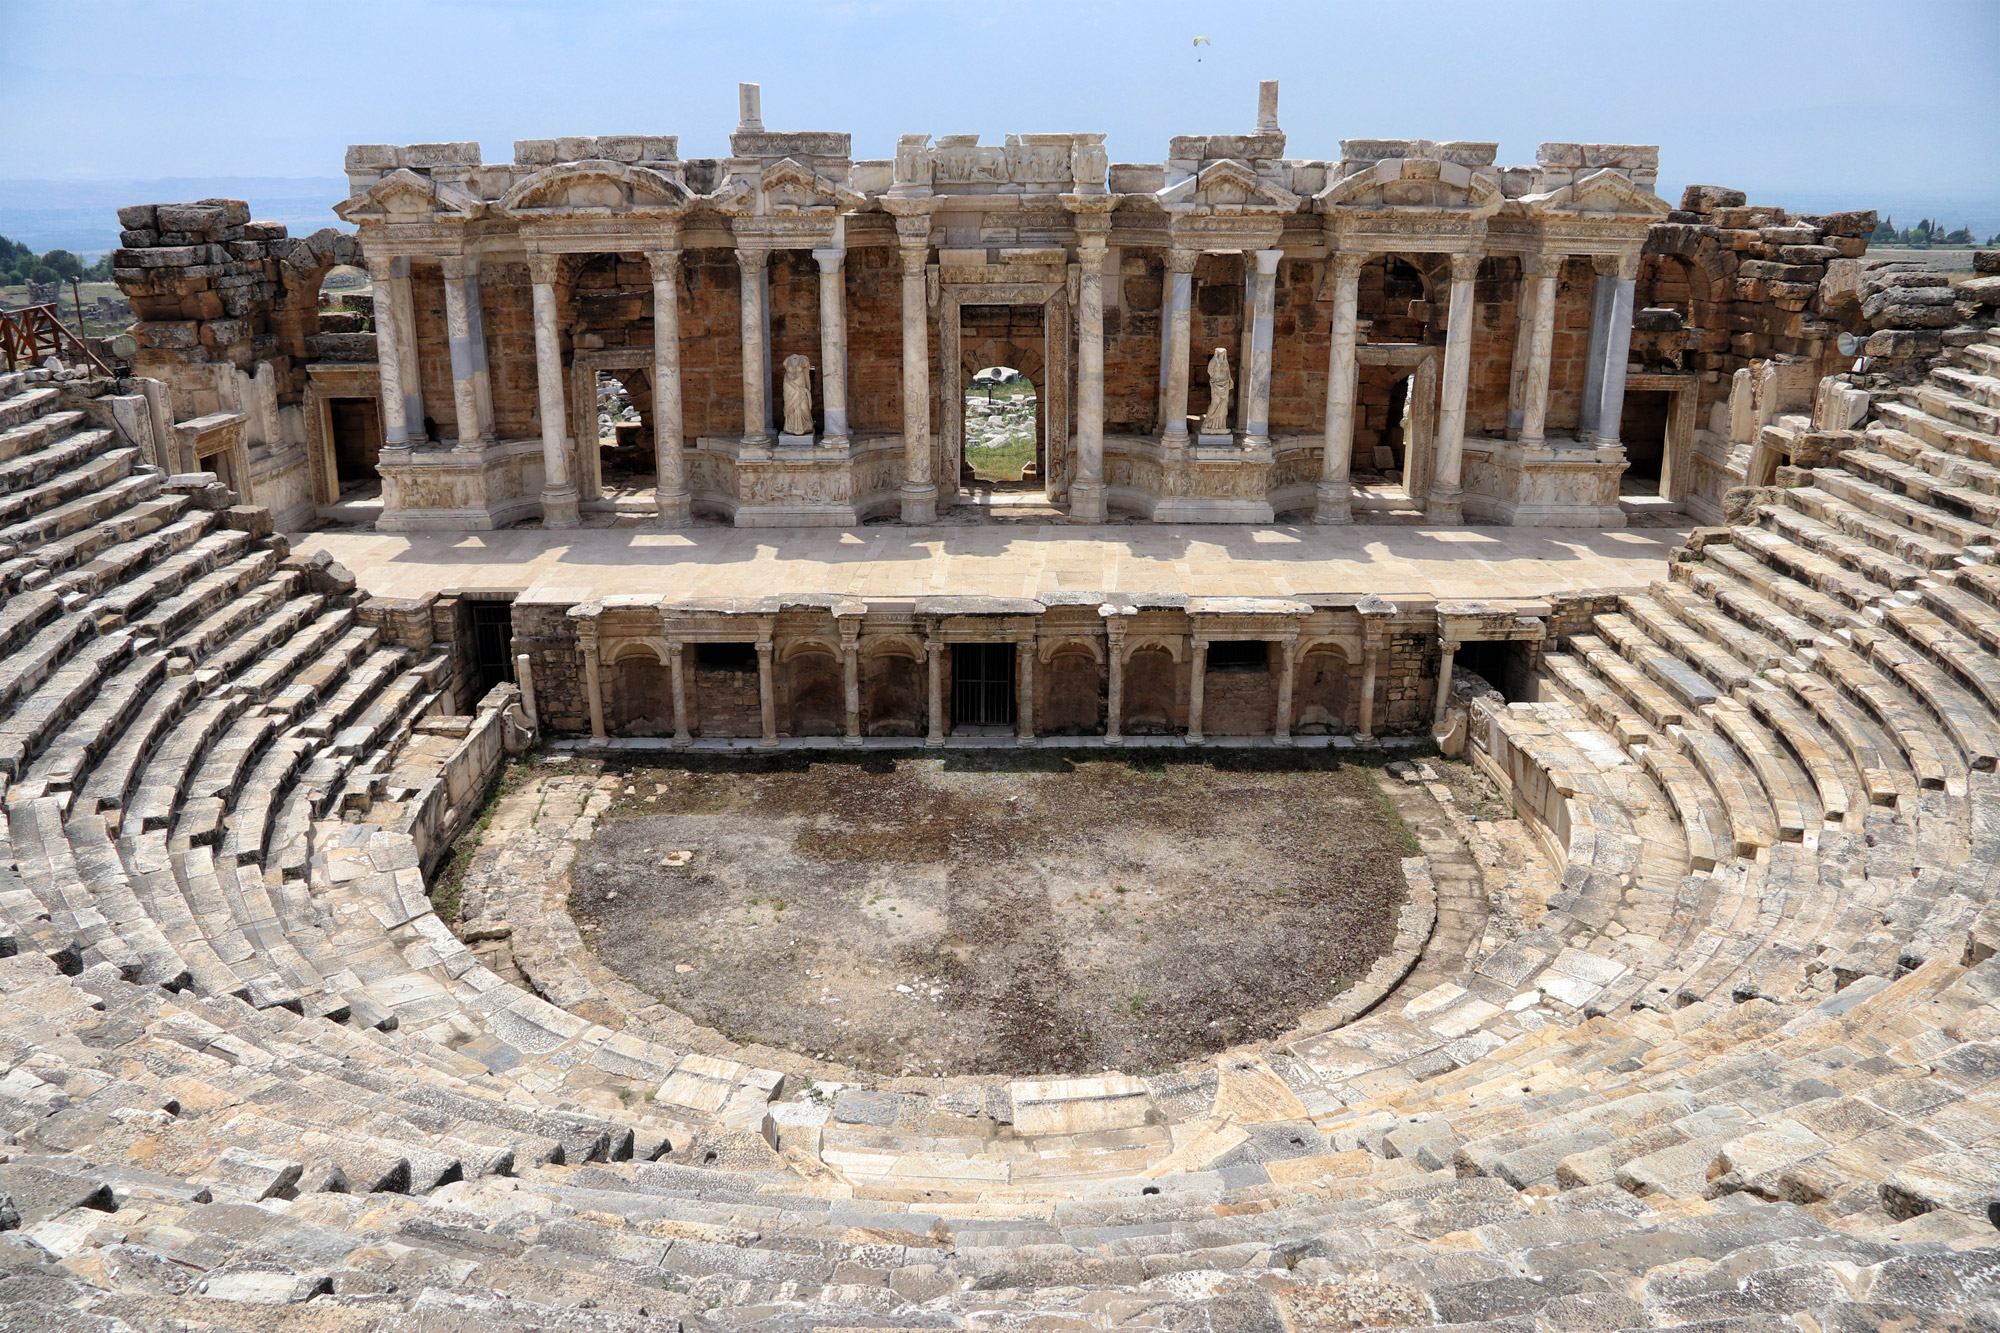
0;177;351;255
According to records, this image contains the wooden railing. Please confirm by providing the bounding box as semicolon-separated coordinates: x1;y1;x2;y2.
0;304;112;375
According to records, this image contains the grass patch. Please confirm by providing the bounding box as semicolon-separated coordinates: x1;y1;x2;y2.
428;748;539;926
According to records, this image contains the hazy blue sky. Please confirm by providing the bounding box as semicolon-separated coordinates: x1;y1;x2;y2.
3;0;1997;227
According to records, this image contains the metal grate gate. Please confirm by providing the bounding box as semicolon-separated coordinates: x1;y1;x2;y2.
951;642;1015;727
468;600;515;697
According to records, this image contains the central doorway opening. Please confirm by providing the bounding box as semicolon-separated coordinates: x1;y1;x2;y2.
951;642;1016;728
963;366;1037;483
595;368;655;497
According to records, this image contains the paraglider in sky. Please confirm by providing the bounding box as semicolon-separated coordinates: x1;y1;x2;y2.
1193;35;1210;61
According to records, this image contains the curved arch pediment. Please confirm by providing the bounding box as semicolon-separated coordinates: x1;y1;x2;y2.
1316;157;1504;219
499;160;690;217
702;157;863;219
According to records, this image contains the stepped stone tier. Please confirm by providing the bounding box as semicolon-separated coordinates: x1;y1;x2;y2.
10;80;1988;1329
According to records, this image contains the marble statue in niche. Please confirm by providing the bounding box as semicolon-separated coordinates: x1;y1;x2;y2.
1201;347;1233;436
782;354;814;438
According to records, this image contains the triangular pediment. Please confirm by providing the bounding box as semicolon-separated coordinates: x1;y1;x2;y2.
334;168;484;223
1523;167;1671;220
499;160;688;216
1155;159;1300;215
1316;156;1504;218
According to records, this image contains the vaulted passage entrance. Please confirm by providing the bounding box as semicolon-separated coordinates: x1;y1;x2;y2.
951;642;1016;728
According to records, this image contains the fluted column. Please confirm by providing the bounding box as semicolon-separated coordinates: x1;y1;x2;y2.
1426;253;1481;524
646;248;690;525
526;253;579;528
366;255;408;447
1185;638;1207;743
1520;260;1562;445
440;255;485;447
813;247;850;448
896;216;937;524
1581;253;1640;446
387;259;426;444
1070;231;1109;521
1315;251;1365;524
1243;249;1281;448
734;248;770;446
1159;248;1197;444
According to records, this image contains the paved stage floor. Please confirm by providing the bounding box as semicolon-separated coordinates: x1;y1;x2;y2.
294;520;1695;606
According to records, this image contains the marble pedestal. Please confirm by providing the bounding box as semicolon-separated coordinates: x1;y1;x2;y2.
1152;438;1276;524
1461;436;1629;527
376;438;547;531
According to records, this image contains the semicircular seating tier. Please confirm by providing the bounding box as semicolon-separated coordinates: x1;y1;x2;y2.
0;355;1994;1330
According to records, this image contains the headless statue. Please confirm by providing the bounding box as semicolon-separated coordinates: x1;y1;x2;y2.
782;354;813;436
1200;346;1233;435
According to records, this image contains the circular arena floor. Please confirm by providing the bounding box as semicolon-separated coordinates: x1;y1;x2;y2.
568;753;1414;1076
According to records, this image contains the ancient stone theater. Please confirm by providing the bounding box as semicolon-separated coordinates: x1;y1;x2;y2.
0;79;1990;1330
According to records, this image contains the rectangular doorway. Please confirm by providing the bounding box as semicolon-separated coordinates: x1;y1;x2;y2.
1619;390;1672;496
951;642;1015;727
329;397;383;491
466;599;515;697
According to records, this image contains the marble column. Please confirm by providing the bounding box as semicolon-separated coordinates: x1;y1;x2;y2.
1186;638;1208;743
440;255;487;447
646;248;691;525
1519;260;1562;445
897;218;937;524
1016;640;1036;745
1159;248;1197;443
1243;249;1281;448
735;248;771;445
526;253;580;528
1274;635;1297;744
1070;237;1109;522
387;259;426;444
1504;265;1539;440
813;246;850;448
366;256;409;447
1427;253;1482;524
1315;251;1365;524
756;637;777;748
1434;640;1459;725
925;637;944;746
1581;255;1639;446
840;625;861;747
579;620;605;739
1105;629;1125;745
668;641;690;747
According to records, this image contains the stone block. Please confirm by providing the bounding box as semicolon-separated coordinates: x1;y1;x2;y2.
1953;275;2000;307
132;321;199;350
345;144;404;170
154;202;230;234
221;505;275;539
403;141;482;167
1777;245;1841;264
1681;185;1748;213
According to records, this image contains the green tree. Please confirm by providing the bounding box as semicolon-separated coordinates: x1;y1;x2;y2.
40;250;82;280
26;263;57;284
1870;215;1896;241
